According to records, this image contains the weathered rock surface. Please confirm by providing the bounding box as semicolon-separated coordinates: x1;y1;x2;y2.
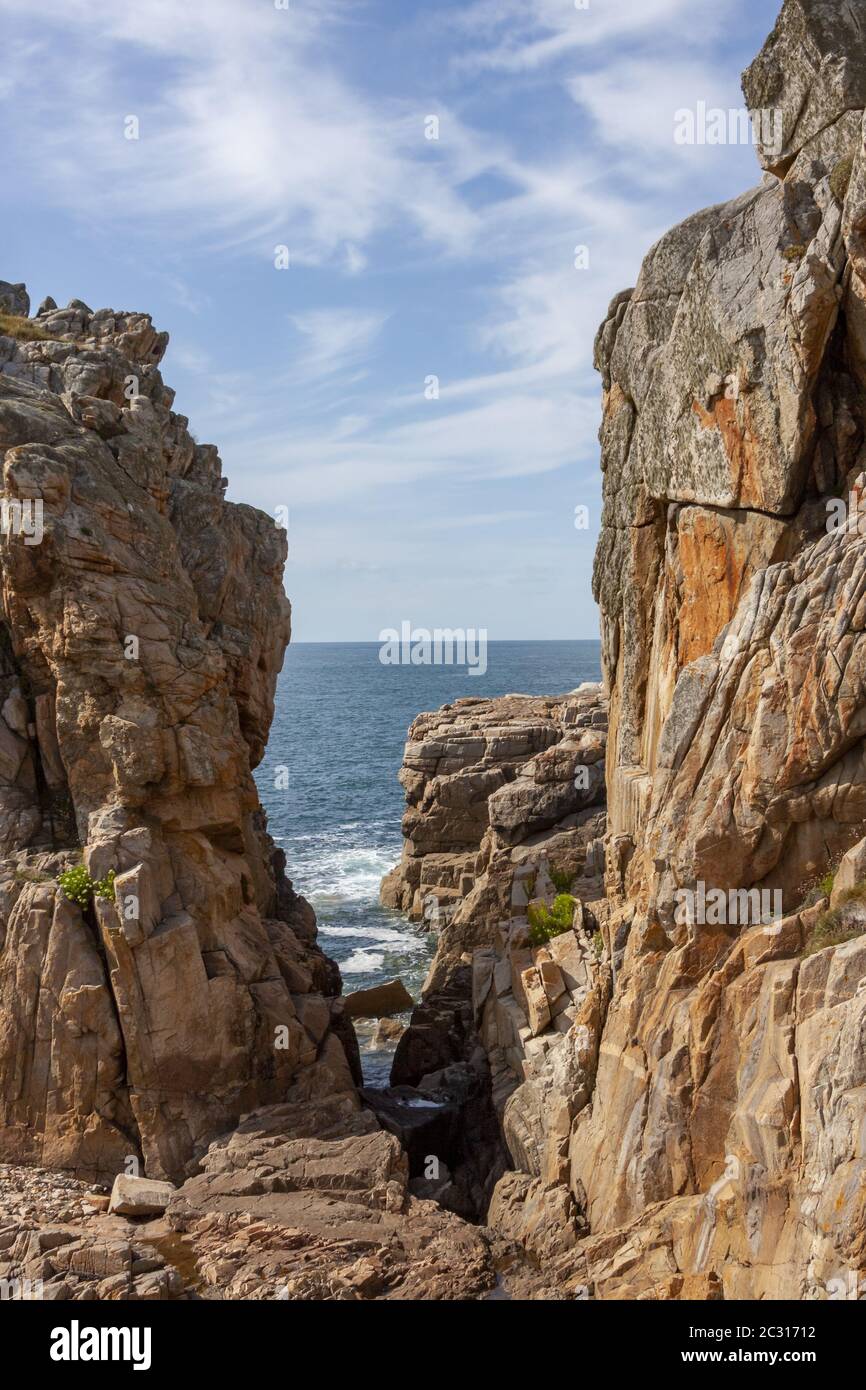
381;684;607;974
0;1162;187;1300
383;0;866;1302
0;291;353;1185
157;1074;559;1300
369;1016;405;1048
108;1175;176;1217
0;288;566;1302
343;978;413;1019
830;832;866;905
531;0;866;1299
12;0;866;1305
381;685;609;1224
743;0;866;174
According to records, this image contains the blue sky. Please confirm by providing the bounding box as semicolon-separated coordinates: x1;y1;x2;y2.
1;0;781;639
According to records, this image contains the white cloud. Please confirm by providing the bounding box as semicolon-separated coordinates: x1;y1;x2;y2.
290;309;386;379
450;0;735;74
0;0;771;640
219;384;599;509
344;243;367;275
567;58;748;169
0;0;488;261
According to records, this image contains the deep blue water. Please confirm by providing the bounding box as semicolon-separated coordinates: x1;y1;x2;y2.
255;640;602;1082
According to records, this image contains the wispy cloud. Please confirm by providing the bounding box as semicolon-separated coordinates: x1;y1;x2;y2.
450;0;735;74
290;309;386;379
0;0;489;261
0;0;773;638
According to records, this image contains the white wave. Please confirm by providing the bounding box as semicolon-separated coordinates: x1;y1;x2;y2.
341;948;384;975
304;846;401;901
319;924;425;947
277;821;399;847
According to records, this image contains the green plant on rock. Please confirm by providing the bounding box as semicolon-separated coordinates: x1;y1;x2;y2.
527;893;576;946
782;243;807;262
59;865;116;909
830;153;855;203
591;930;604;959
95;869;117;901
798;865;838;910
817;871;835;899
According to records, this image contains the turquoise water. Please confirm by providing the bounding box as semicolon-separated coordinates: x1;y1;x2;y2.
255;640;602;1082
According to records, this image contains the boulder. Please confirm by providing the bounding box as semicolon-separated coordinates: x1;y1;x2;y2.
370;1016;406;1047
545;929;588;995
108;1175;177;1217
742;0;866;174
343;978;413;1018
0;281;29;316
520;966;551;1037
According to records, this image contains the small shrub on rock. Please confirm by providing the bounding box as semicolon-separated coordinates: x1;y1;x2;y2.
830;153;855;203
59;865;116;909
527;893;576;945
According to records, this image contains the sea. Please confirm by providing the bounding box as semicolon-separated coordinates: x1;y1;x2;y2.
255;640;602;1084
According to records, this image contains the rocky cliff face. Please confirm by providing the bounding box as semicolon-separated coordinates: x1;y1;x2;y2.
0;288;568;1302
0;285;356;1184
573;0;866;1296
384;0;866;1300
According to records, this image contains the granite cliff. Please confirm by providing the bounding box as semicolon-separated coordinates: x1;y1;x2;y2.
0;283;353;1184
383;0;866;1300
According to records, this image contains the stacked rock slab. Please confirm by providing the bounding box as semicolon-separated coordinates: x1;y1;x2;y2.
0;286;354;1183
382;685;609;1236
381;685;607;980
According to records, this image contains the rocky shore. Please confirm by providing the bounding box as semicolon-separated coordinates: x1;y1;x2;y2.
6;0;866;1303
